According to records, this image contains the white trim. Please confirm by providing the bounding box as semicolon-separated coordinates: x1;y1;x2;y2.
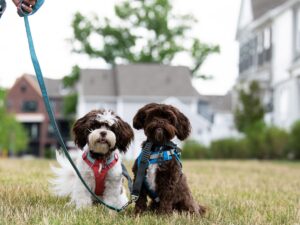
15;113;45;122
237;0;298;39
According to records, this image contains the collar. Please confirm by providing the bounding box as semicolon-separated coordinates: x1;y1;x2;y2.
143;140;178;151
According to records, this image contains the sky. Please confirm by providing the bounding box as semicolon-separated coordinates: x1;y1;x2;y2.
0;0;241;95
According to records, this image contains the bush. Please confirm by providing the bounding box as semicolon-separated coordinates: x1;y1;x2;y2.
181;140;208;159
263;126;289;159
246;126;289;159
209;138;249;159
288;120;300;159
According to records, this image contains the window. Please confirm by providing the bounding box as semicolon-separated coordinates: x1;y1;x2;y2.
239;28;272;73
263;28;272;62
20;84;27;93
22;101;38;112
47;124;55;138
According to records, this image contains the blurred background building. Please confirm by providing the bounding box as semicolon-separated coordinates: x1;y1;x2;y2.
236;0;300;128
6;74;70;157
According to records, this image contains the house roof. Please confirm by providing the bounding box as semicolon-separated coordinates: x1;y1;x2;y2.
252;0;288;20
116;64;199;97
80;69;117;96
80;64;199;98
201;92;232;113
23;74;63;98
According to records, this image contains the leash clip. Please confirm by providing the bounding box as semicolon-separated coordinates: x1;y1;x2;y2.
131;194;139;202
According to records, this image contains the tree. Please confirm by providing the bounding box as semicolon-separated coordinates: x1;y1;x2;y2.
62;65;80;117
0;88;28;155
234;81;265;133
70;0;219;76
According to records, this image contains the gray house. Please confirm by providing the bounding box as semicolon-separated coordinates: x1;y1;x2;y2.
77;64;211;158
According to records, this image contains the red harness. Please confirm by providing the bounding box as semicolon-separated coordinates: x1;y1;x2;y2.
82;151;119;196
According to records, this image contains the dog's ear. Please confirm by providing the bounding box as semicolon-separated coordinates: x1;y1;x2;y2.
133;103;158;129
114;118;134;152
171;106;191;140
72;111;96;149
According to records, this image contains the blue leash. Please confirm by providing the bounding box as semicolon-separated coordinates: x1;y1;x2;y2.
23;15;131;212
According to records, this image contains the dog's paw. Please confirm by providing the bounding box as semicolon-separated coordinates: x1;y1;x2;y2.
198;204;207;216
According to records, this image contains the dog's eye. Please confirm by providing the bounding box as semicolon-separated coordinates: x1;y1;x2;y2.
169;117;177;125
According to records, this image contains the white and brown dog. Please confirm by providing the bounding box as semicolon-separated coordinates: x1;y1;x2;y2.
50;109;134;209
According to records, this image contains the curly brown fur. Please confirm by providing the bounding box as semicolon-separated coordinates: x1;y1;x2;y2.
132;103;206;215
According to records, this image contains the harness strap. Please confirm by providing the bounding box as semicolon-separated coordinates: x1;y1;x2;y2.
135;142;182;202
122;163;133;193
82;152;118;196
131;141;153;202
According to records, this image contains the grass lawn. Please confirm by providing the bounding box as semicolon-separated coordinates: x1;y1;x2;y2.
0;159;299;225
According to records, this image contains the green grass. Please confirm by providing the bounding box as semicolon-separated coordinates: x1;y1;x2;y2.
0;159;300;225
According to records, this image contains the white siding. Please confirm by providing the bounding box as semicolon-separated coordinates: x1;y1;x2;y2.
273;78;300;128
272;10;293;85
238;0;253;30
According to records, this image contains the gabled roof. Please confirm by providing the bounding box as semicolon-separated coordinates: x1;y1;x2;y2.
12;74;62;98
79;64;200;98
252;0;288;20
115;64;199;97
80;69;117;96
200;92;232;113
24;74;63;98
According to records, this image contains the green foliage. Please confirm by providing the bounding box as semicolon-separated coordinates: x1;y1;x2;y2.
246;125;289;159
62;65;80;88
288;120;300;159
181;139;208;159
210;138;250;159
234;81;265;133
62;65;80;116
263;126;289;159
0;88;28;154
63;93;78;116
70;0;219;76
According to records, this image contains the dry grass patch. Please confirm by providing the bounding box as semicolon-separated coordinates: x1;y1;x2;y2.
0;159;299;225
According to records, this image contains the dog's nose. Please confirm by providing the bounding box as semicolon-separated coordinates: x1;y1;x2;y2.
100;131;107;137
158;120;164;125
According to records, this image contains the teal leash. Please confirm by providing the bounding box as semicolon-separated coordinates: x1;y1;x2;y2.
23;15;131;212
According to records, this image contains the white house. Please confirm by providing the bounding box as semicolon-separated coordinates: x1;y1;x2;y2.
236;0;300;129
77;64;212;158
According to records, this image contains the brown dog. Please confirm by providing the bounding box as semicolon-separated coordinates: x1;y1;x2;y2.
132;103;206;215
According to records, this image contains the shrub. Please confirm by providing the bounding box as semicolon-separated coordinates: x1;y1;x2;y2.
209;138;249;159
181;139;208;159
263;126;289;159
246;126;289;159
288;120;300;159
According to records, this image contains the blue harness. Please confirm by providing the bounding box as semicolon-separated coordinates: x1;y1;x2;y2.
137;143;182;202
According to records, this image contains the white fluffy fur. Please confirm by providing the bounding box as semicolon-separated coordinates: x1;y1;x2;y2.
88;126;116;154
50;149;128;209
96;111;117;126
145;164;158;192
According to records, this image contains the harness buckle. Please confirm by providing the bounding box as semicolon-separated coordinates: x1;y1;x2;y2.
131;194;139;202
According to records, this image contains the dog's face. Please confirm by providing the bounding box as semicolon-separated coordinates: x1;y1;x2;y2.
133;103;191;144
73;109;134;154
